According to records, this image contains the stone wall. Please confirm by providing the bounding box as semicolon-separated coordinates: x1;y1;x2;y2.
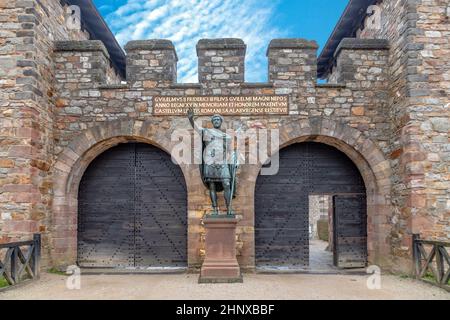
1;0;447;274
0;0;121;267
49;37;392;271
0;0;86;248
331;0;450;271
410;0;449;247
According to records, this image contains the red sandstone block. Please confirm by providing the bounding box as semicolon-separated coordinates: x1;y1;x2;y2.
401;235;413;248
52;238;72;248
401;151;426;163
66;56;80;63
53;229;77;238
412;216;433;234
390;148;403;159
3;184;34;192
3;220;38;233
0;159;14;168
0;236;12;244
30;159;51;171
52;211;77;220
53;247;72;254
15;127;32;138
12;128;41;142
8;146;33;158
10;192;40;203
0;1;16;9
408;194;427;207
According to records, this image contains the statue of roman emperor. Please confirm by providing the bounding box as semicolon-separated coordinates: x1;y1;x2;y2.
187;108;238;215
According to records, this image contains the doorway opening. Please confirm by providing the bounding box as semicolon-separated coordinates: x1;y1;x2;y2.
308;194;367;272
255;142;367;273
308;195;333;271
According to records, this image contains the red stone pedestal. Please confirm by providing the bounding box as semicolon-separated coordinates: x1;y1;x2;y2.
199;215;243;283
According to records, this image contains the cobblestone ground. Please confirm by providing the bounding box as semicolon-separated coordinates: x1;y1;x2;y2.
0;273;449;300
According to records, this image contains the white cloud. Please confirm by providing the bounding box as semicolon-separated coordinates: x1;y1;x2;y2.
105;0;288;82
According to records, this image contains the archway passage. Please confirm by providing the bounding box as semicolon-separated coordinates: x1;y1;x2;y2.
77;142;187;269
255;142;367;269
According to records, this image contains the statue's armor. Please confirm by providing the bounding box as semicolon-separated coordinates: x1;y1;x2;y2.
202;128;231;182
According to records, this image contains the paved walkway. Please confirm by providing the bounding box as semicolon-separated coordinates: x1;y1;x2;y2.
1;272;449;300
309;239;334;271
256;240;339;273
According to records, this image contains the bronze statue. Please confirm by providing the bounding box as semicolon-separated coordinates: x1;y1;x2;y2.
188;108;238;215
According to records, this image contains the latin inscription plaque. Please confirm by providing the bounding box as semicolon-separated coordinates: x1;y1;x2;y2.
153;95;289;115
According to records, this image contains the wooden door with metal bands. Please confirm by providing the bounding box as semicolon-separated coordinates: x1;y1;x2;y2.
78;143;187;269
333;194;367;268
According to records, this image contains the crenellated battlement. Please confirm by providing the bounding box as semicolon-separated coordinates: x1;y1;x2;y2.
332;38;390;87
196;38;246;91
266;39;319;103
124;39;178;88
53;37;391;92
53;38;320;89
267;38;318;84
54;40;110;92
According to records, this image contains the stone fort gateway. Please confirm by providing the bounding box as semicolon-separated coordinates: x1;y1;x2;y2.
0;0;449;278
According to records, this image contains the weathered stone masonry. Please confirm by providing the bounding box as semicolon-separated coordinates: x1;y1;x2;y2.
328;0;450;271
0;0;89;247
0;0;448;274
0;0;120;263
48;37;393;271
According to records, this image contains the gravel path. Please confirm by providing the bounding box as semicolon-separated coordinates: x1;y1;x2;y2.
1;273;449;300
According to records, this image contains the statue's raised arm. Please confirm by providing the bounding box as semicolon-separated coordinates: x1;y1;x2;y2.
187;108;202;134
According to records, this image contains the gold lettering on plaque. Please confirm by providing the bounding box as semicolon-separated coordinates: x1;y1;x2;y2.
153;95;289;115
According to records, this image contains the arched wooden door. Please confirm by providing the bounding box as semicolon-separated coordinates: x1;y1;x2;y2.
77;143;187;269
255;142;367;268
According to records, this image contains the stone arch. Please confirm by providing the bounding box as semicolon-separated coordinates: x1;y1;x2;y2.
50;119;202;267
244;117;393;268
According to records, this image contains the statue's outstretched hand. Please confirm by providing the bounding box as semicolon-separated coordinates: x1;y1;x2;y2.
187;107;194;120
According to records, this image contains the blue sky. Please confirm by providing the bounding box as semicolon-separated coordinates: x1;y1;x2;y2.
93;0;349;82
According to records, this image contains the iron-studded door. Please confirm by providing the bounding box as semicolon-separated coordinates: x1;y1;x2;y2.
78;143;187;269
333;194;367;268
135;143;187;268
255;145;312;267
255;142;366;268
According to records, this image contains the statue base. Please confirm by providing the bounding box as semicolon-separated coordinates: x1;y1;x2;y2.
198;214;243;283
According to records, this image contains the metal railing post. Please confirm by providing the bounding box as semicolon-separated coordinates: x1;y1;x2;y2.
435;244;444;285
10;247;18;285
33;233;41;279
412;234;421;278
